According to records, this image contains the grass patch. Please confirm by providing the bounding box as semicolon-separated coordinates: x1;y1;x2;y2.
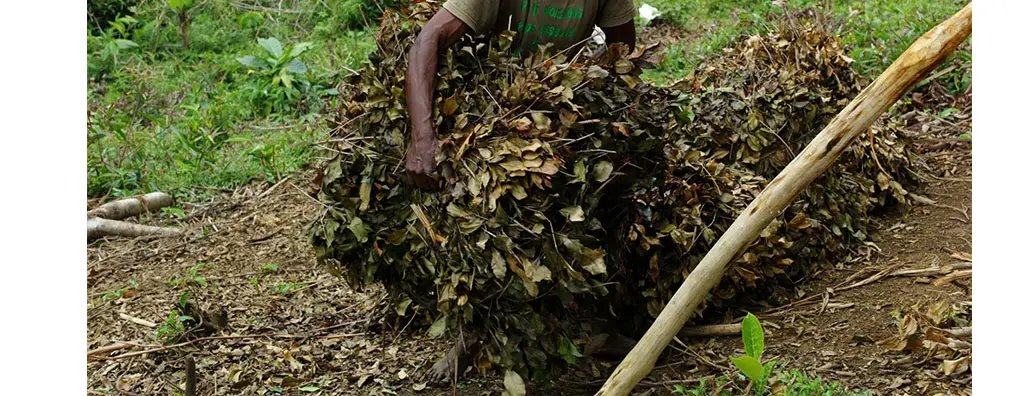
87;0;377;200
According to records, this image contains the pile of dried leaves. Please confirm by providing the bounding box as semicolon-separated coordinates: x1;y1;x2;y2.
310;2;917;379
620;10;918;318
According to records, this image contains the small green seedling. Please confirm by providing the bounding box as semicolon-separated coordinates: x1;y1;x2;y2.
161;206;186;219
101;280;140;302
155;292;194;342
672;378;710;395
167;263;208;288
729;313;775;390
273;282;304;296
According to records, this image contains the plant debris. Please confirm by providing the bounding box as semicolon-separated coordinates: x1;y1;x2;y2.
877;300;972;378
310;1;918;381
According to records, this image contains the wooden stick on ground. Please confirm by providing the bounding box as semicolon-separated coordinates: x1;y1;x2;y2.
87;192;182;240
118;312;158;328
185;356;197;396
87;217;183;240
596;4;973;395
88;192;175;220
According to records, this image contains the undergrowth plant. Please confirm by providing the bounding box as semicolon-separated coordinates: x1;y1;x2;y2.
730;313;776;393
155;292;193;342
273;282;305;296
87;15;140;79
166;0;196;48
166;263;208;288
101;280;140;302
673;314;869;395
237;37;316;115
87;0;369;201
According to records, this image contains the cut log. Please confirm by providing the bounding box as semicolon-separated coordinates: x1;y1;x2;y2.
87;192;175;220
87;217;183;240
596;4;973;395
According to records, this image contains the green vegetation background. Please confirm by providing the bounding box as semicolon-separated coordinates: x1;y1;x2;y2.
87;0;970;201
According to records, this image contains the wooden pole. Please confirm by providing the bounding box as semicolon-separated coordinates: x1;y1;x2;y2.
596;4;972;395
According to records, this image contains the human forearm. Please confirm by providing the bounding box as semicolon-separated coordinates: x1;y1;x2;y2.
406;31;439;142
403;9;469;189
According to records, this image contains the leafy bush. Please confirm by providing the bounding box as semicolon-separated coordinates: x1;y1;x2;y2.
88;0;140;33
314;0;400;34
87;16;140;79
237;37;318;115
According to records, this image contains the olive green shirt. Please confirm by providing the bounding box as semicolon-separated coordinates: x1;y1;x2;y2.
442;0;636;53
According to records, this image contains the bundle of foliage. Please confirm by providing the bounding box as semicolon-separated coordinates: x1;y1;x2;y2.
312;2;675;375
310;1;916;380
619;11;917;318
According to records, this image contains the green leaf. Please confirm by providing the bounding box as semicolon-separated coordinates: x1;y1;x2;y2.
427;315;447;338
178;291;190;307
762;360;777;378
289;42;314;58
279;71;294;89
258;37;284;58
502;370;527;396
557;336;583;364
592;161;614;182
958;132;972;140
741;313;764;359
559;205;585;222
298;384;320;392
236;55;267;69
395;297;412;316
166;0;184;11
358;181;372;211
286;59;308;74
491;251;507;280
347;217;369;243
570;160;586;184
729;355;764;380
167;0;195;12
114;39;138;50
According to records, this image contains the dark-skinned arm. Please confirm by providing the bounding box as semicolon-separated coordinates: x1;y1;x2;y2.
404;9;469;190
602;19;637;51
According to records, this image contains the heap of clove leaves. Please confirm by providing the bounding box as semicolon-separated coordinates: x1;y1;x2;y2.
310;1;918;379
